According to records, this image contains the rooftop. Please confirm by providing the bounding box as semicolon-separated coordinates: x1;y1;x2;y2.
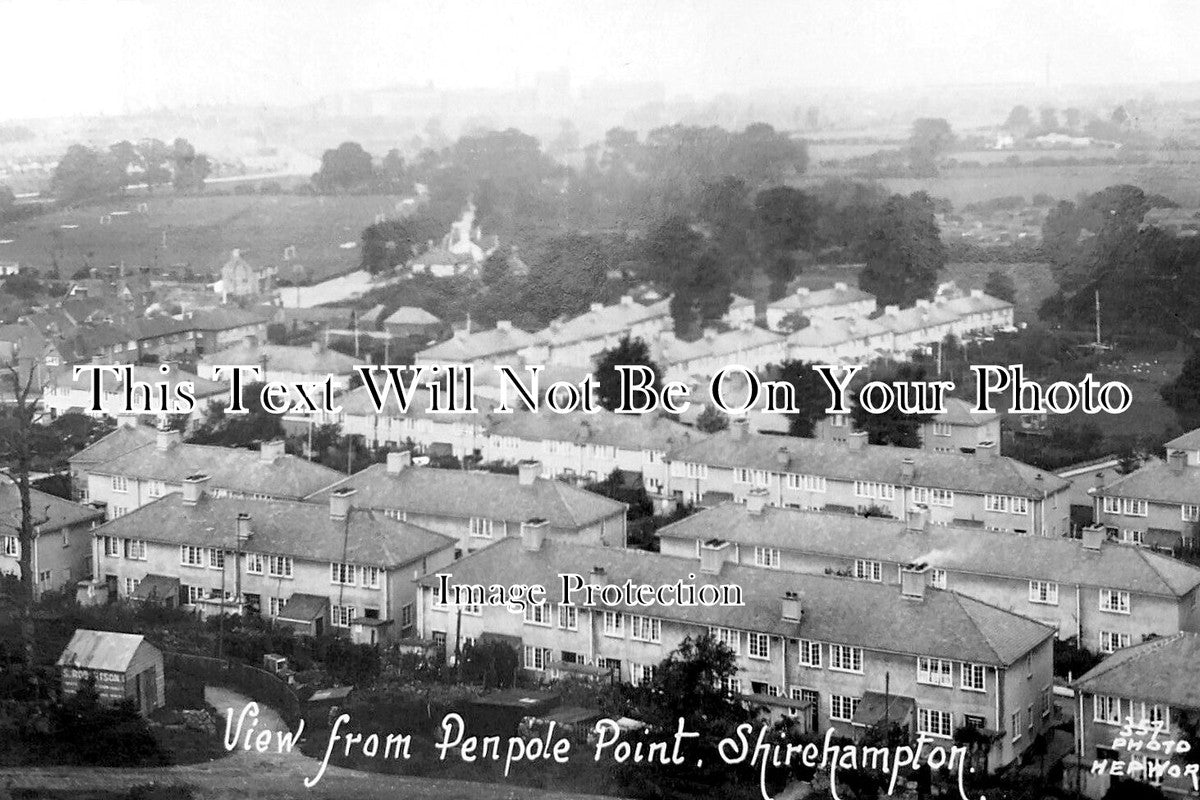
657;503;1200;598
487;409;703;453
200;342;359;375
1097;459;1200;504
0;482;105;533
670;428;1066;498
767;284;876;314
94;493;455;567
1073;632;1200;708
536;296;671;348
420;537;1052;666
417;324;539;363
308;463;625;528
385;306;442;326
56;629;154;673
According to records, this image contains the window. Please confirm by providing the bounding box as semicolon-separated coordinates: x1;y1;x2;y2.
180;545;204;567
786;473;826;492
830;695;860;722
1029;580;1059;605
2;536;18;557
524;646;551;671
184;585;204;604
929;569;947;589
268;597;284;616
110;506;128;519
854;559;882;582
331;605;355;627
558;604;578;630
933;422;953;437
1099;631;1131;654
754;547;781;568
111;475;128;493
963;714;986;729
929;488;954;507
1102;496;1120;514
124;539;146;560
722;676;742;695
799;639;822;668
748;632;771;660
1120;529;1145;546
1145;703;1170;729
147;481;164;498
855;481;896;501
917;657;954;687
469;517;493;538
1122;499;1148;517
267;555;292;578
830;644;863;673
1011;711;1021;742
598;657;622;675
1184;505;1200;523
918;708;954;738
1099;589;1130;614
401;604;414;629
961;663;987;692
631;664;656;686
1093;695;1122;725
124;577;139;595
209;548;225;569
331;562;356;586
709;627;740;654
684;462;708;480
602;611;624;637
630;615;661;643
362;566;380;589
246;553;263;574
986;494;1029;514
524;602;551;626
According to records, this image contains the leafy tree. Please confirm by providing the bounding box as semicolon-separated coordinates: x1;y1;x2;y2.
52;145;121;205
524;233;615;320
1004;105;1033;131
775;360;831;437
108;140;139;188
1111;105;1130;126
850;363;936;447
139;138;172;189
642;217;733;336
1162;349;1200;431
1039;107;1059;132
858;193;945;307
379;148;408;192
695;404;729;433
1064;107;1082;130
1041;200;1082;269
593;335;660;412
186;384;283;448
810;178;889;255
171;138;210;194
755;186;817;298
314;141;376;193
909;118;954;177
360;215;444;274
984;270;1017;303
0;184;13;220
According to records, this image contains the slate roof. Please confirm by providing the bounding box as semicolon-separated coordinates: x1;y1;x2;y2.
68;424;158;467
785;317;891;347
308;463;625;528
385;307;442;326
93;493;455;568
1073;632;1200;708
417;325;539;362
656;326;784;365
657;503;1200;598
487;409;703;453
1166;429;1200;451
536;297;671;347
85;439;344;500
768;285;875;315
47;364;226;399
420;537;1052;666
933;396;1000;426
201;342;359;375
57;629;153;673
1097;459;1200;504
670;429;1067;498
0;482;105;533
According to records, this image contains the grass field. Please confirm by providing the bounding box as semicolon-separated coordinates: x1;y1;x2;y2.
0;193;408;281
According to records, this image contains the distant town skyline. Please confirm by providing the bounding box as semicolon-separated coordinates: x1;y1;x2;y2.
5;0;1200;121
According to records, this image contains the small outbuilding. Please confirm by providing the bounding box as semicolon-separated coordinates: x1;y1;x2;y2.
57;629;165;715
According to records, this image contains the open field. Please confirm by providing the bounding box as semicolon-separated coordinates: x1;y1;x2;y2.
0;193;408;282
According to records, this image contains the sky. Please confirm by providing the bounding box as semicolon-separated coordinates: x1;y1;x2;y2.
3;0;1199;119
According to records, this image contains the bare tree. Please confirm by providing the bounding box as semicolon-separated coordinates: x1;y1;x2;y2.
0;355;48;668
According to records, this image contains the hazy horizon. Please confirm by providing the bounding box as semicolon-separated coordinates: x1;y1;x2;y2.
5;0;1200;122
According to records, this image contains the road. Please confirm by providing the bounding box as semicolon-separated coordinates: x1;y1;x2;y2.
0;686;623;800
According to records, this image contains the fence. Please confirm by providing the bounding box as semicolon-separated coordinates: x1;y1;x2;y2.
164;650;301;729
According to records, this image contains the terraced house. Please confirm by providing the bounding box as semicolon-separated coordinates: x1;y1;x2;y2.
668;424;1070;535
417;526;1056;771
307;452;627;555
338;384;490;458
1093;429;1200;552
76;426;343;520
90;476;455;642
523;295;672;368
657;497;1200;653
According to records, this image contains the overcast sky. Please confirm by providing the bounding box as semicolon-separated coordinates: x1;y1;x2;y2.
4;0;1198;119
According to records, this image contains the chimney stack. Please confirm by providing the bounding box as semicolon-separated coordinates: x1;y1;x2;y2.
517;460;541;486
847;431;868;451
900;457;916;484
116;413;140;429
496;320;513;333
975;441;996;460
589;302;604;313
734;417;750;441
796;287;811;297
236;512;253;545
260;439;286;463
775;445;790;469
906;504;929;532
620;295;635;307
1081;524;1107;551
521;517;548;552
834;282;848;291
387;450;412;475
330;487;356;520
699;538;731;575
1169;450;1187;474
781;591;802;622
182;474;210;506
156;425;181;452
900;563;929;600
746;487;769;516
311;340;322;355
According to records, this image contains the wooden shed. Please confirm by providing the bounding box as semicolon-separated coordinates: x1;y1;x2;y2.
57;629;165;716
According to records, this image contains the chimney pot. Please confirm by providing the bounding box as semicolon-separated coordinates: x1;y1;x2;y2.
236;512;253;544
517;460;541;486
847;431;868;451
260;439;286;463
182;474;210;506
521;517;548;551
900;563;929;600
330;487;356;520
901;457;916;483
781;591;802;622
1169;450;1188;473
699;538;730;575
975;440;996;459
906;504;929;532
156;426;181;452
387;450;413;475
746;487;769;515
775;445;790;468
1081;524;1106;551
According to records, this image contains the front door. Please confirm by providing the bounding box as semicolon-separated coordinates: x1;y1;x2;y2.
105;574;118;603
801;689;819;732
